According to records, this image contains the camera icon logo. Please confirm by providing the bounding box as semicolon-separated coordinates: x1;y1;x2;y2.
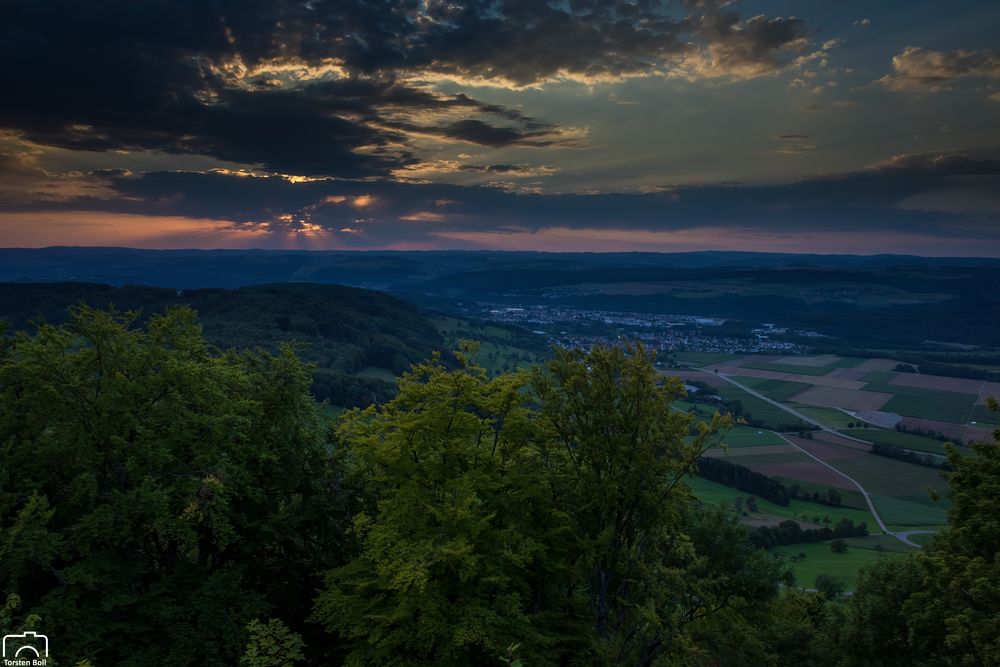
2;631;49;659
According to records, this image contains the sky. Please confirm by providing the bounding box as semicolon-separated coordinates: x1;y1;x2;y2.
1;0;999;255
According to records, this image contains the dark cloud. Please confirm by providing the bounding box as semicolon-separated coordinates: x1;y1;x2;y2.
777;134;811;140
1;0;815;181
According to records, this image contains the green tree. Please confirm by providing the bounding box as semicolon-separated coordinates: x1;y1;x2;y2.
815;574;844;599
240;618;306;667
313;347;564;666
0;306;348;666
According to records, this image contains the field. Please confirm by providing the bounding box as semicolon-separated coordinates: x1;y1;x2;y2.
434;316;545;375
731;376;813;401
686;476;878;528
740;357;865;376
847;426;950;454
773;540;912;591
712;383;808;429
675;351;743;366
862;382;977;423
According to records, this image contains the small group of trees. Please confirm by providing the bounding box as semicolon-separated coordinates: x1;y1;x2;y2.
870;441;953;470
750;518;868;549
697;457;790;505
789;484;843;507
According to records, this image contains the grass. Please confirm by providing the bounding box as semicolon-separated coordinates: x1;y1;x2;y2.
714;383;808;430
862;382;978;423
773;540;910;591
772;476;868;511
862;370;897;383
434;316;545;376
793;406;859;430
848;426;951;453
717;426;787;448
732;376;812;401
740;357;865;377
871;495;949;527
823;454;949;498
969;404;1000;427
676;351;742;366
686;476;878;528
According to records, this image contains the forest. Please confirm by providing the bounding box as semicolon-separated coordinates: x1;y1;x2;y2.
0;305;998;666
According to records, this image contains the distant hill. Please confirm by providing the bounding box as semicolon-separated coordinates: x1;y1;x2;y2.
0;282;447;408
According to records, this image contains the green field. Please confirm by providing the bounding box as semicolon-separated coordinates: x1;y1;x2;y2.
793;405;860;430
716;426;787;447
862;370;897;383
843;426;950;454
772;476;868;511
686;476;878;528
714;383;808;429
871;494;949;527
740;357;865;376
824;454;948;498
773;540;911;591
862;382;977;423
676;351;742;366
969;404;1000;427
732;376;812;401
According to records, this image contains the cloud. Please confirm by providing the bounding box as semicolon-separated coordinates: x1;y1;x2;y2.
877;47;1000;91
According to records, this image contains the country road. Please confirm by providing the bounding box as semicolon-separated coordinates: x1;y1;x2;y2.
684;367;924;548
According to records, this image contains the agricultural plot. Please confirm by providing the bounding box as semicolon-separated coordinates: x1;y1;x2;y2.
731;376;812;401
849;427;949;454
717;426;787;448
713;384;808;429
862;382;978;423
675;351;743;366
969;404;1000;426
739;356;865;376
872;495;948;527
862;370;897;383
774;540;910;591
793;385;893;412
793;406;860;430
825;454;948;499
685;476;877;528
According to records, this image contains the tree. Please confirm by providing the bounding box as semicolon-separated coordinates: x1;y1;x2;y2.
0;306;348;666
313;348;563;666
830;539;848;553
814;574;844;599
241;619;306;667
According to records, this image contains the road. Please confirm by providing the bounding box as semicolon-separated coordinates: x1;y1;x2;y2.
701;369;872;445
687;368;925;547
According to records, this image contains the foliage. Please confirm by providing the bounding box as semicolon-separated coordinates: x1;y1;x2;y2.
240;619;306;667
0;306;350;666
697;456;789;505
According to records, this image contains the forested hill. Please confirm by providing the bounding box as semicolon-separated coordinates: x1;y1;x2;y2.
0;282;445;407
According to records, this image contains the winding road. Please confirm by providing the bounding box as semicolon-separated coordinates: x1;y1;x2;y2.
689;368;928;548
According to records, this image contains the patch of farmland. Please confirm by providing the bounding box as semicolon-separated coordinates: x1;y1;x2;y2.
851;427;949;454
793;406;861;430
747;461;856;490
861;370;897;383
888;373;985;395
792;385;893;411
740;359;858;376
675;351;744;366
663;369;729;387
852;358;899;371
772;354;843;367
871;495;948;527
731;376;813;401
712;365;864;389
897;417;994;444
704;444;797;458
825;455;949;499
713;383;808;429
969;404;1000;426
825;368;871;381
786;436;868;463
773;542;905;591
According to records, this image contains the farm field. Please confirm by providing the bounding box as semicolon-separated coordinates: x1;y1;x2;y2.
731;376;812;401
740;357;865;376
675;351;743;366
773;540;912;591
686;476;878;529
713;383;808;429
847;426;950;453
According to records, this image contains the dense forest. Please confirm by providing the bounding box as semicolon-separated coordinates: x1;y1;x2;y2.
0;282;447;408
0;305;998;665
